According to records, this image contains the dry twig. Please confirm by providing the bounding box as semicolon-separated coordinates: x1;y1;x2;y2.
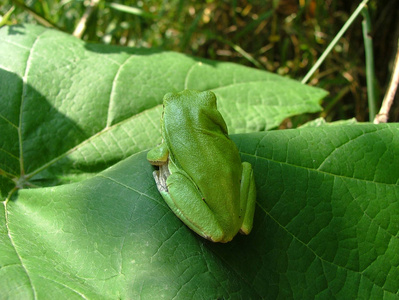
374;40;399;123
73;0;100;38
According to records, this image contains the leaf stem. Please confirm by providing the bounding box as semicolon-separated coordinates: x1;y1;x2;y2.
301;0;369;84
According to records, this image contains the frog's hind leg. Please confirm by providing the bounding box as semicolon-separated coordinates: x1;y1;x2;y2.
160;171;225;242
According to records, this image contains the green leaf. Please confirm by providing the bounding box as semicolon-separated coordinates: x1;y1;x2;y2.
2;124;399;298
0;24;325;190
2;24;398;298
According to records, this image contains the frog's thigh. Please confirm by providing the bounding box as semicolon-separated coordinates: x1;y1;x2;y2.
239;162;256;235
161;172;224;242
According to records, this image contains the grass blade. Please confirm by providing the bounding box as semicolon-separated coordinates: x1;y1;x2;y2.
301;0;369;84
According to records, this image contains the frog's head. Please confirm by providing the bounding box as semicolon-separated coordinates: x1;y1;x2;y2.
163;90;217;110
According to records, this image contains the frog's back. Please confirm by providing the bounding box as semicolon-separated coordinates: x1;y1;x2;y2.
163;90;242;232
163;90;238;170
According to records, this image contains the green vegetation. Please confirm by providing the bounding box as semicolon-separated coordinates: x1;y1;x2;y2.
2;0;398;123
1;1;398;299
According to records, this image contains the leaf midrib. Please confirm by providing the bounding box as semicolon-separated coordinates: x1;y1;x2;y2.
3;199;36;299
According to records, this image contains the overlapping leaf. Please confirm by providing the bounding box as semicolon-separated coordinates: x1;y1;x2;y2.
0;24;325;191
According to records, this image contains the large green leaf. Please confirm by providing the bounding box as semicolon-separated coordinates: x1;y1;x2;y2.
0;24;325;191
2;125;399;299
1;24;398;299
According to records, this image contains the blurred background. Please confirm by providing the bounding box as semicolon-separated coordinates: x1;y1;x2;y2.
1;0;398;126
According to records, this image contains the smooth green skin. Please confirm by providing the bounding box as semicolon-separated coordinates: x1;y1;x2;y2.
147;90;256;243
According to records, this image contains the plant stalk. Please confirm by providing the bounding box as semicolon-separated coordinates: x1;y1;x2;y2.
301;0;369;84
361;6;377;120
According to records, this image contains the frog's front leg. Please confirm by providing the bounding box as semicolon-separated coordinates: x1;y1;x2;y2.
160;171;225;242
147;142;170;192
239;162;256;235
147;142;169;166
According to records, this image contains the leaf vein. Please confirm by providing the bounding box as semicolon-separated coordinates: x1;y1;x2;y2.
18;30;46;176
106;56;135;128
3;199;37;299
